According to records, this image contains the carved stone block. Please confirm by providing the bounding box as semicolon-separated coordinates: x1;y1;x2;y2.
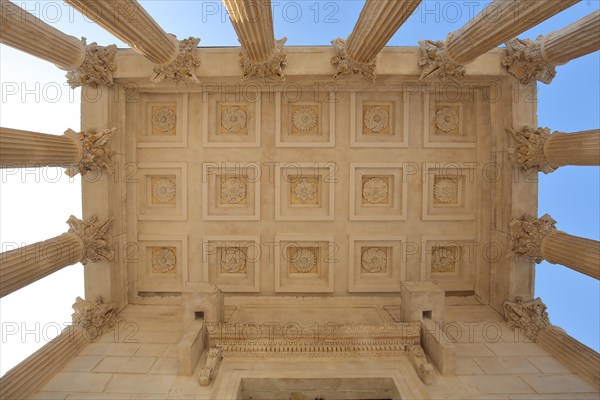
137;235;187;293
276;91;335;147
351;92;408;147
137;163;187;221
424;94;476;148
421;236;477;291
203;92;261;147
422;163;475;221
202;236;260;293
137;93;188;148
350;163;407;220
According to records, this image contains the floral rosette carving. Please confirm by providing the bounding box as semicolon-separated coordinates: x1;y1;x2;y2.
362;177;388;204
221;107;247;133
220;177;247;204
435;107;459;133
431;247;457;272
152;177;177;203
364;106;389;133
433;178;458;204
290;248;317;273
152;248;176;273
152;107;177;133
221;248;247;273
361;248;387;273
293;178;317;202
292;107;318;132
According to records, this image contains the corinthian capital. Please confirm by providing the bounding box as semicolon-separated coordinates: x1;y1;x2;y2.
418;39;466;82
331;38;377;82
240;37;287;82
72;296;118;340
509;214;557;263
152;37;201;85
506;126;556;174
64;128;116;177
503;36;557;85
67;215;114;265
503;297;551;341
66;38;118;89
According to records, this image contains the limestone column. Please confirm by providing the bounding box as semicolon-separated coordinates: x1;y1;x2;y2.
419;0;579;81
0;0;117;88
504;10;600;84
507;127;600;173
65;0;200;84
0;216;113;298
331;0;422;81
504;297;600;388
509;214;600;281
0;127;116;177
223;0;287;81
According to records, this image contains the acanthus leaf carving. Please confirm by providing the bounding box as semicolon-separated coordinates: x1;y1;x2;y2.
503;296;551;342
503;36;557;85
506;126;556;174
331;38;376;82
240;37;288;81
67;215;114;265
72;296;118;341
418;39;466;82
152;37;201;85
509;214;557;263
406;344;434;385
66;38;117;89
64;127;116;177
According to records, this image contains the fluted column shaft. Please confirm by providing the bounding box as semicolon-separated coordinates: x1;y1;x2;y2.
539;326;600;388
0;128;81;167
541;231;600;280
544;129;600;167
0;0;84;69
0;233;84;298
346;0;422;63
65;0;178;65
446;0;578;64
543;10;600;65
223;0;275;63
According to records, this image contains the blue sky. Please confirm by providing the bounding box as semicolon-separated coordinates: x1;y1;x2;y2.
1;0;599;375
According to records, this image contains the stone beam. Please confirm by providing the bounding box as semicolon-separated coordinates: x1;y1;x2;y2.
419;0;579;81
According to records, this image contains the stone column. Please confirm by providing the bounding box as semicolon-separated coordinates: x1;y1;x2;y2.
0;127;116;177
0;216;113;298
223;0;287;81
65;0;200;84
418;0;578;81
509;214;600;281
504;10;600;84
504;297;600;388
0;0;117;88
507;127;600;173
331;0;422;81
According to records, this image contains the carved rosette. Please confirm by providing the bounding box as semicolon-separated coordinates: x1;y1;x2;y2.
152;108;177;133
506;126;556;174
152;177;177;204
509;214;557;263
361;248;387;273
293;178;317;202
503;297;551;341
331;38;376;82
435;107;459;133
67;215;114;265
151;247;176;273
240;37;288;81
64;128;115;177
503;36;557;85
152;37;201;85
362;177;388;204
364;106;389;133
72;296;118;341
418;39;466;82
290;248;317;273
220;177;247;204
431;247;457;273
433;178;458;204
220;248;247;273
292;107;318;132
66;38;117;89
221;107;247;133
